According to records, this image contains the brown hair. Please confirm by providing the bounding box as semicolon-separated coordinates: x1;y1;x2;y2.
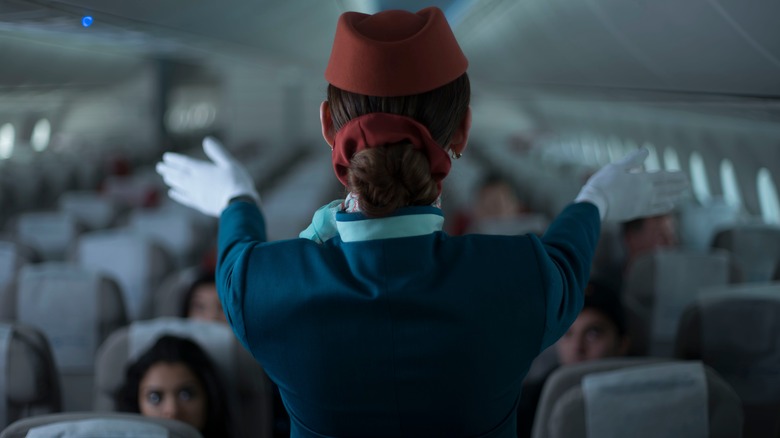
327;73;470;217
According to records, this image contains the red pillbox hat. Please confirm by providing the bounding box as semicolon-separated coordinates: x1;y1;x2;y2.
325;7;468;97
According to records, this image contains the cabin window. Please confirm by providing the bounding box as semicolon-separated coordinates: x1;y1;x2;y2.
581;137;597;165
577;135;593;162
719;159;742;208
31;118;51;152
565;138;578;160
607;136;623;162
643;142;661;171
0;123;14;159
757;168;780;225
663;147;681;171
594;141;609;165
689;152;711;203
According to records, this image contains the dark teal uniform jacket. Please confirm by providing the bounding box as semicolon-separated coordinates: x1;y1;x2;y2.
217;200;600;437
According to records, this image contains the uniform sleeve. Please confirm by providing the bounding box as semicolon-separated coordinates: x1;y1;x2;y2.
529;202;601;351
216;199;267;351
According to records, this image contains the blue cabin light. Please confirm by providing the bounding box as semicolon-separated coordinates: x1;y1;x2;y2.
82;16;93;28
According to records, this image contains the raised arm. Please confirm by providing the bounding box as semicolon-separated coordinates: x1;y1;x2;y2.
537;148;689;350
156;137;262;348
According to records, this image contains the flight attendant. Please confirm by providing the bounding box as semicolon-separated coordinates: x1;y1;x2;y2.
156;7;687;437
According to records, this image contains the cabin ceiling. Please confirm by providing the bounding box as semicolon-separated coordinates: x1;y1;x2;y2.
0;0;778;98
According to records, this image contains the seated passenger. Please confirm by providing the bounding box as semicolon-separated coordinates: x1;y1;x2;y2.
449;173;538;235
554;282;630;366
517;280;630;437
622;214;678;270
594;213;679;293
115;335;231;438
181;271;226;323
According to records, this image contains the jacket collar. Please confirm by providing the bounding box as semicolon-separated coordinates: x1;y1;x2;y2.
335;206;444;242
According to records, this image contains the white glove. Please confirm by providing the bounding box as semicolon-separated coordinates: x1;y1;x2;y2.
575;148;689;222
155;137;260;217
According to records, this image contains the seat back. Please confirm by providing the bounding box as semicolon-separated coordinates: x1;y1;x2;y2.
152;267;200;318
15;212;80;261
532;359;742;438
712;224;780;282
675;286;780;438
94;318;272;438
0;322;61;429
467;214;549;236
76;229;173;321
58;191;119;230
623;248;733;356
677;200;741;251
0;241;27;321
0;412;202;438
129;209;198;268
0;242;21;290
15;263;127;411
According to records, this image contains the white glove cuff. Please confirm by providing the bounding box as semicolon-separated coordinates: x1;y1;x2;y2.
575;185;607;221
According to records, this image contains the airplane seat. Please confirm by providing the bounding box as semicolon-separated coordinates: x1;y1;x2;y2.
0;241;32;321
58;191;120;231
0;322;61;430
589;221;626;293
675;285;780;438
531;359;742;438
677;199;741;252
157;199;218;253
262;153;342;241
14;212;83;261
711;224;780;283
101;174;162;210
523;345;560;387
467;214;550;236
0;412;202;438
94;317;273;438
622;248;735;357
76;229;175;321
128;209;199;269
151;266;201;318
14;263;127;412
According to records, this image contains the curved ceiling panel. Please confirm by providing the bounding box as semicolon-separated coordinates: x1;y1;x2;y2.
0;0;778;97
458;0;780;97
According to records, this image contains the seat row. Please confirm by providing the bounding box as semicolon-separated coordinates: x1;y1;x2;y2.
0;318;273;438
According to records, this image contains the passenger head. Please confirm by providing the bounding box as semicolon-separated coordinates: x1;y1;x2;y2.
622;214;679;263
321;8;471;217
181;271;225;323
116;335;230;438
556;281;629;366
473;173;525;221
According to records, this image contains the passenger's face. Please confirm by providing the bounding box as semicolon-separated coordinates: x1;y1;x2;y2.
556;309;626;366
138;362;207;431
187;284;226;323
476;183;521;219
625;215;678;259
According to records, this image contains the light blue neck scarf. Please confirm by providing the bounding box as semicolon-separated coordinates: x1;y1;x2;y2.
299;193;442;243
299;199;343;243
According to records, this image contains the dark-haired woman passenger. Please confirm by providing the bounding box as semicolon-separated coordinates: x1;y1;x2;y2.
181;271;227;324
116;335;232;438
